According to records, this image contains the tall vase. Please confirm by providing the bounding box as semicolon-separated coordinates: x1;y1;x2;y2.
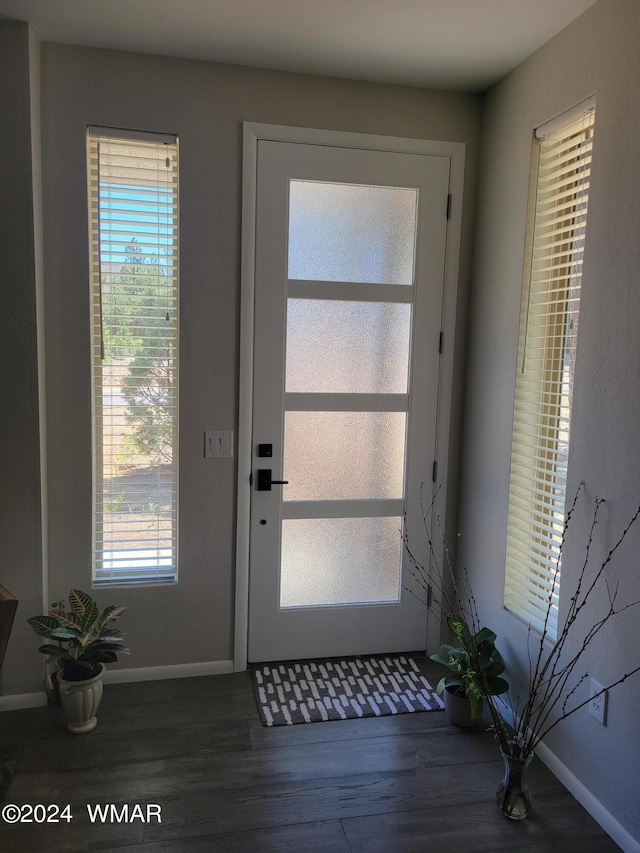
496;747;534;820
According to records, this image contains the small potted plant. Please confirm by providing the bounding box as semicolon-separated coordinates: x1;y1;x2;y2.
28;589;129;733
430;615;509;726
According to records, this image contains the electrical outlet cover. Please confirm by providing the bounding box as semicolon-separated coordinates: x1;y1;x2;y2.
589;678;607;725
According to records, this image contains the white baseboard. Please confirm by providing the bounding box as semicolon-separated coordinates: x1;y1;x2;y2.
102;660;234;684
536;741;640;853
0;692;47;712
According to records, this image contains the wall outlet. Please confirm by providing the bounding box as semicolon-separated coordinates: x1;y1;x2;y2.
588;678;607;725
204;430;233;458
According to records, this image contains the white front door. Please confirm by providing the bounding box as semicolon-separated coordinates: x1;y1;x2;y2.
247;136;452;662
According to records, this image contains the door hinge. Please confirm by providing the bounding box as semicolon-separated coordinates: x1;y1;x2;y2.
446;193;452;219
439;330;444;354
427;584;433;608
432;460;438;483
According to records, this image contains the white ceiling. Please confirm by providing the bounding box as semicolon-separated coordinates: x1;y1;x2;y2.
0;0;599;93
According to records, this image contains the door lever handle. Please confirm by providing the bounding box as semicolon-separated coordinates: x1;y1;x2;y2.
256;469;289;491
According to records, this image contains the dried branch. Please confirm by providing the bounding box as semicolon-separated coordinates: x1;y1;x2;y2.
405;483;640;760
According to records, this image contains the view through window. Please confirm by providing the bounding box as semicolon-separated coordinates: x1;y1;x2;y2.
88;129;179;585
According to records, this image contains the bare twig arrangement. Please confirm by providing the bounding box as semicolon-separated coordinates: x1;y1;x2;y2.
403;482;640;759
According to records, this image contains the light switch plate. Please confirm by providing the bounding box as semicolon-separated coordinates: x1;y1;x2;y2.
205;430;233;458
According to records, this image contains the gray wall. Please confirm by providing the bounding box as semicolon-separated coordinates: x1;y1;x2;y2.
32;45;479;683
460;0;640;841
0;21;45;697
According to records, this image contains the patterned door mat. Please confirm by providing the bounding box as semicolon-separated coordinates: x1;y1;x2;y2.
252;656;444;726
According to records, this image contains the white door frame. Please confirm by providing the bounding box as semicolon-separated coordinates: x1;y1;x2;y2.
234;122;465;671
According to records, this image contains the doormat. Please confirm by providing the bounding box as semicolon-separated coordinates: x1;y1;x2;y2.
252;656;443;726
0;746;21;803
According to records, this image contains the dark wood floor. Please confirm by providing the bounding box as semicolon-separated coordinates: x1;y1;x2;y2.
0;659;620;852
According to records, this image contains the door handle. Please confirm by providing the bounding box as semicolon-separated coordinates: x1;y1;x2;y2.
256;469;289;491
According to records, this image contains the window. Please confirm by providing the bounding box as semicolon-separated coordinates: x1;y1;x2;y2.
88;128;179;585
504;102;595;638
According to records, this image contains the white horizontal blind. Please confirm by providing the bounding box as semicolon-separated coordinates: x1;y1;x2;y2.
88;130;179;585
505;105;595;638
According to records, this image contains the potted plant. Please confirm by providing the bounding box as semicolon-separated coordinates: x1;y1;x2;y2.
430;615;508;726
405;484;640;820
28;589;129;733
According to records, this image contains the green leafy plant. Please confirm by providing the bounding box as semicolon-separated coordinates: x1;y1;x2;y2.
28;589;130;681
430;615;509;720
403;486;509;722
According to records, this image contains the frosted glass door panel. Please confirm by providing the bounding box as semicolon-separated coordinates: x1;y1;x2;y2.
280;517;402;607
288;181;417;284
286;300;411;393
284;411;406;501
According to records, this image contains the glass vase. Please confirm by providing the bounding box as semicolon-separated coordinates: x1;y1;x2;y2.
496;747;534;820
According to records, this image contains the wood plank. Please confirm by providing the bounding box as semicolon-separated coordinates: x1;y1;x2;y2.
11;718;252;774
7;727;508;804
0;812;144;853
341;793;619;852
94;820;351;853
140;758;565;844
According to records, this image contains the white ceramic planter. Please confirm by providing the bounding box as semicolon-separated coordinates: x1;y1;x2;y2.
58;664;105;734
